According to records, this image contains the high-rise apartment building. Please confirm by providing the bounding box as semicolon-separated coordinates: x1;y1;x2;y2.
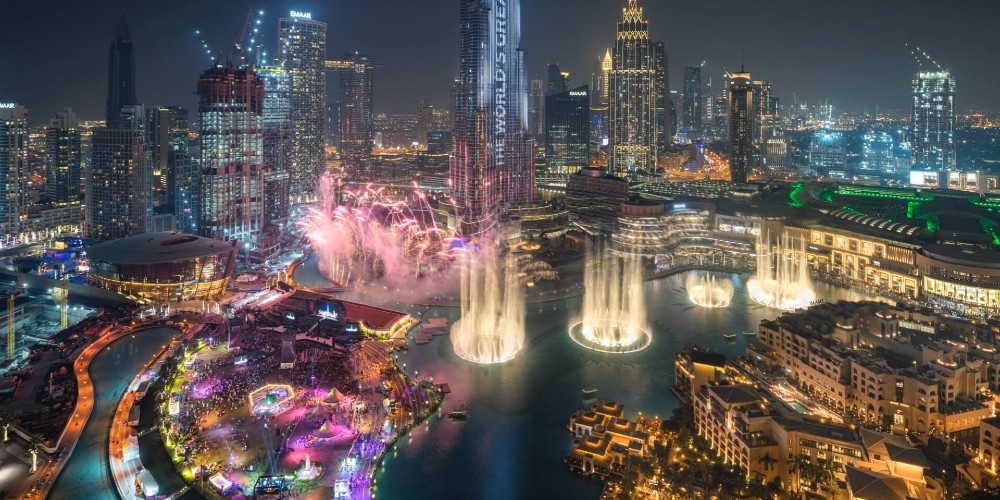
259;65;291;226
652;41;669;153
197;65;265;248
609;0;658;181
0;104;27;236
682;66;702;139
334;53;376;165
589;53;612;153
278;11;326;199
728;70;753;184
529;79;545;142
45;108;82;204
416;98;432;148
106;15;137;128
545;86;590;176
450;0;535;235
87;105;153;240
146;106;188;208
911;69;956;170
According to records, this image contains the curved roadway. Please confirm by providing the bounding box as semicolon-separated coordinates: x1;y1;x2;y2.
45;326;179;499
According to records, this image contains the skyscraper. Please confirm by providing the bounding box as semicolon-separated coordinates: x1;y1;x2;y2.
451;0;534;235
728;70;753;184
416;98;432;148
529;79;545;142
545;86;590;176
609;0;658;180
197;65;264;248
0;104;27;236
106;15;137;128
911;69;956;170
45;108;82;204
278;11;326;199
682;66;702;139
334;53;376;165
652;41;670;153
146;106;188;208
259;65;291;226
87;105;153;240
547;63;568;95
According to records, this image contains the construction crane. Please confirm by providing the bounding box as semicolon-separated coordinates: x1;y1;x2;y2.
907;43;945;72
7;277;23;360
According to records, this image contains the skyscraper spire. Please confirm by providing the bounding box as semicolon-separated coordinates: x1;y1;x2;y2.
105;13;137;127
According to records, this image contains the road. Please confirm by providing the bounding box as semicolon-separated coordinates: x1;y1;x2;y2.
16;326;123;500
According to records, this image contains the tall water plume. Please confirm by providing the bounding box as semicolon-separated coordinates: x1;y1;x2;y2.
450;241;525;364
569;243;651;353
747;231;815;310
686;272;735;308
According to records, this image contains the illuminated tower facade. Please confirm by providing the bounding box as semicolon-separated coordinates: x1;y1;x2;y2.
911;70;956;170
45;108;82;204
545;86;590;176
259;65;292;226
728;71;753;184
0;105;27;236
278;11;326;200
682;66;702;139
336;53;376;165
451;0;534;235
609;0;657;181
197;65;264;248
88;106;153;240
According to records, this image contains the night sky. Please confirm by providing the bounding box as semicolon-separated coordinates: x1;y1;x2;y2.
2;0;997;124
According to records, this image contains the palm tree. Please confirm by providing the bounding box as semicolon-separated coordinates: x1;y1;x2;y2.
757;453;778;474
0;414;10;442
26;435;44;473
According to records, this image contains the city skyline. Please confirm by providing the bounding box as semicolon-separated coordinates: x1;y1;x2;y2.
3;1;1000;125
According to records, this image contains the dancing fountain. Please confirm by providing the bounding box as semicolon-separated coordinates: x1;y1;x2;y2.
686;273;735;308
450;243;525;364
747;232;815;310
569;245;652;354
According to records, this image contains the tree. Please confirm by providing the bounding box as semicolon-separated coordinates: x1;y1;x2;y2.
26;435;44;473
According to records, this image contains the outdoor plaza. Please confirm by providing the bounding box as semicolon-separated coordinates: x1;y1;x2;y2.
151;307;441;499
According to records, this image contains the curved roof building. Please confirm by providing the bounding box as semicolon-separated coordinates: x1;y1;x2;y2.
87;232;240;303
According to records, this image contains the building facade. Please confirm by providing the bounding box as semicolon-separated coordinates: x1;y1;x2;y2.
196;65;265;250
334;53;376;166
565;166;629;232
608;0;657;181
87;105;153;240
44;108;82;205
105;15;137;128
682;66;702;140
545;86;590;176
911;70;956;170
450;0;535;235
728;71;753;183
259;65;292;227
278;11;327;200
0;104;27;237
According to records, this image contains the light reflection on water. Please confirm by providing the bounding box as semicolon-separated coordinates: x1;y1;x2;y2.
294;260;863;500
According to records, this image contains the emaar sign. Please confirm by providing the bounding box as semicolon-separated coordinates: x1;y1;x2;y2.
289;10;312;19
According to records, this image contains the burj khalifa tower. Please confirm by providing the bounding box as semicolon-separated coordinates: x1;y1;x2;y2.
450;0;535;236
